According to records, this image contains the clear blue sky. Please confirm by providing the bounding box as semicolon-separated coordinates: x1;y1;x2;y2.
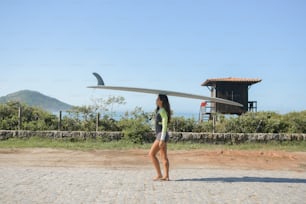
0;0;305;115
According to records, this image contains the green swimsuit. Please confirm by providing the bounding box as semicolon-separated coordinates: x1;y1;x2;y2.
155;108;169;141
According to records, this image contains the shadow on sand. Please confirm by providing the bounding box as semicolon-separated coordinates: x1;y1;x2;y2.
175;177;306;184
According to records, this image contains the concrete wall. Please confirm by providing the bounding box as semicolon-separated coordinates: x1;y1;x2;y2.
0;130;305;144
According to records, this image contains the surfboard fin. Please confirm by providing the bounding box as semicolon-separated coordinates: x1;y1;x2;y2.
93;72;105;85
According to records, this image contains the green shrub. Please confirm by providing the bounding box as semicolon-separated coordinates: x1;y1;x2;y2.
169;117;197;132
1;101;305;134
118;107;153;144
193;121;213;132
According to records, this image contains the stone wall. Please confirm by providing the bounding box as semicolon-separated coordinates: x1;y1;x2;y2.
0;130;305;144
169;132;306;144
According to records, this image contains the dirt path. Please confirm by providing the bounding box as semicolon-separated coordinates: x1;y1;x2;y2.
1;148;306;171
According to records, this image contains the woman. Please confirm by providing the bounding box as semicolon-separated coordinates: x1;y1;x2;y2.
149;94;171;181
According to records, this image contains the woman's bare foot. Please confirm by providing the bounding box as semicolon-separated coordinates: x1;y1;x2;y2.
153;176;163;181
160;177;170;181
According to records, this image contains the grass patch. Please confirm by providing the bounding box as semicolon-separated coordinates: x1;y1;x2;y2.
0;137;151;150
0;137;306;152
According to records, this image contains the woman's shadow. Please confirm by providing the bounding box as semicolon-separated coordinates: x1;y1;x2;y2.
175;177;306;184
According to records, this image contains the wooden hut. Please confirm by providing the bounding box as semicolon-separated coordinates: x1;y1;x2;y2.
201;77;262;115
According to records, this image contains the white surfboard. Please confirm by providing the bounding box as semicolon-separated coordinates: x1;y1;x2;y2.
87;73;243;107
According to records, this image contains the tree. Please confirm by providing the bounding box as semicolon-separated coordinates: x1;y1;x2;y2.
0;101;58;130
91;96;126;118
65;106;95;131
0;102;20;130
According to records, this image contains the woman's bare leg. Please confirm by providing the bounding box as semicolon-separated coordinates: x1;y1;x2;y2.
149;140;162;180
160;142;169;181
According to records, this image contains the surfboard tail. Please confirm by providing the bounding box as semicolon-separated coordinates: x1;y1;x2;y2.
93;72;105;85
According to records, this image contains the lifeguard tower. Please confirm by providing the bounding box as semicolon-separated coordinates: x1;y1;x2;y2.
199;77;261;121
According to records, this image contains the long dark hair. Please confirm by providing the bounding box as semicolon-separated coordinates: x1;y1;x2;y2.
156;94;171;123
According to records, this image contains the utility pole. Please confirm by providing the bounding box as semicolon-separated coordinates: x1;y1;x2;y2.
18;106;22;131
96;113;100;132
58;111;62;131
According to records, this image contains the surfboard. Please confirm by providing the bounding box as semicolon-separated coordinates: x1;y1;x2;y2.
87;73;243;107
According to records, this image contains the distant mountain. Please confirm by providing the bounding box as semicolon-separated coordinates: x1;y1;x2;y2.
0;90;74;112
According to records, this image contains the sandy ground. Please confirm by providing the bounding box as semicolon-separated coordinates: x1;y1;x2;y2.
1;148;306;203
0;148;306;171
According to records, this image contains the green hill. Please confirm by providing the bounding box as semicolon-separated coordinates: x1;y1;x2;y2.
0;90;74;112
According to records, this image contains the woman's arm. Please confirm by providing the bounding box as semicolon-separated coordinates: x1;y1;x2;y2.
159;108;168;141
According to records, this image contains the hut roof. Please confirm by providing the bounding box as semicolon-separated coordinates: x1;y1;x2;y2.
201;77;262;86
